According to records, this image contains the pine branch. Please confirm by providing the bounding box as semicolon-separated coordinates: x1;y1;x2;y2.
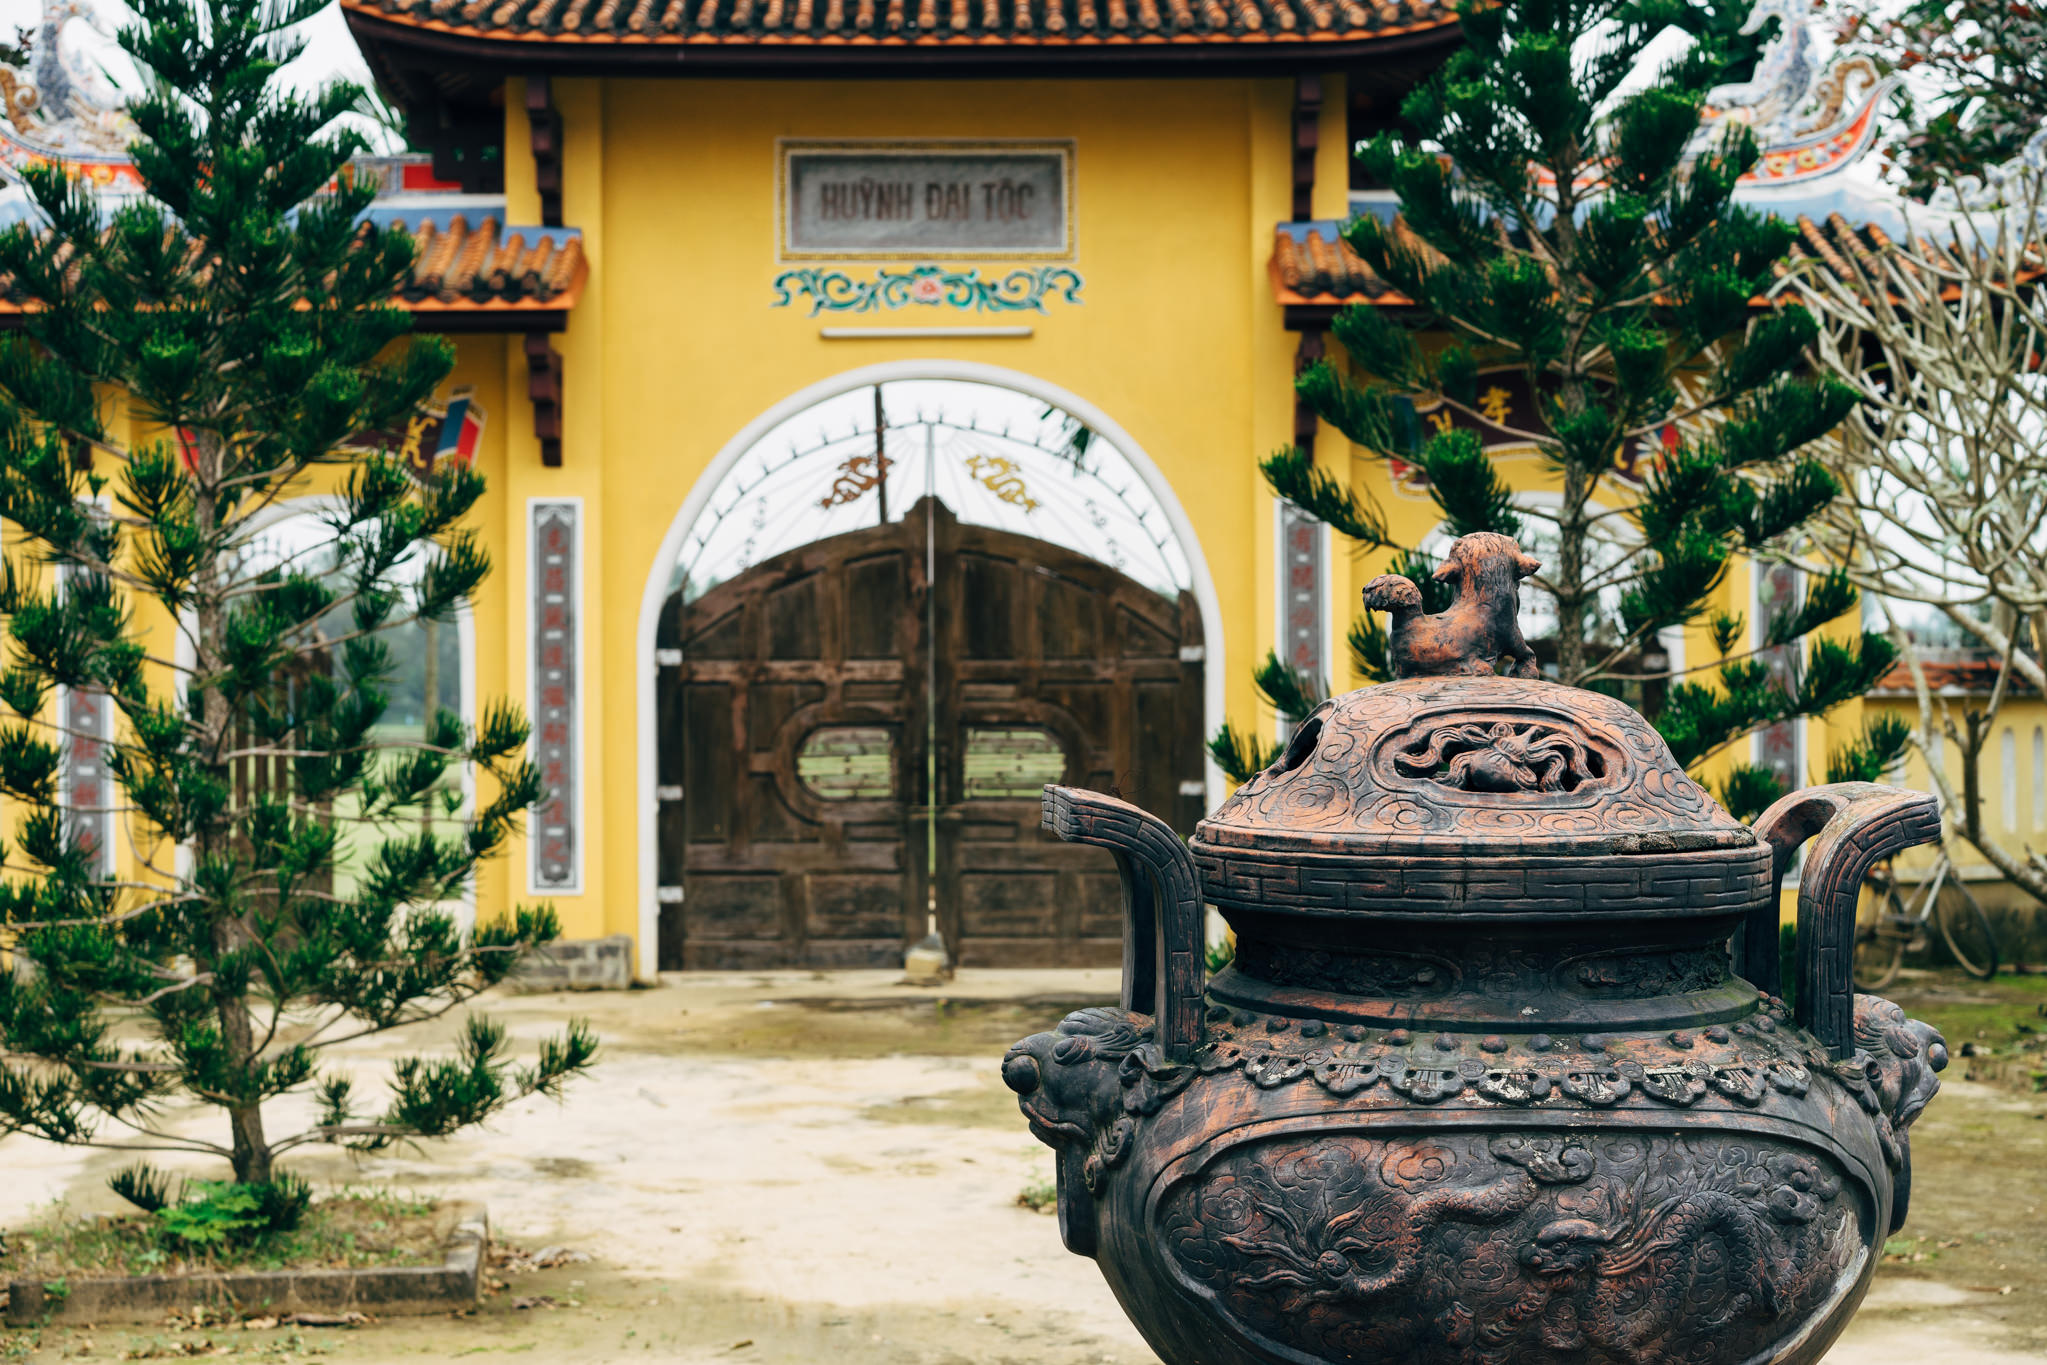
1251;650;1325;726
1259;445;1392;548
1207;722;1282;786
1715;764;1788;823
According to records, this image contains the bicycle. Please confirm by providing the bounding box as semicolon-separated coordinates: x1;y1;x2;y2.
1853;845;2000;990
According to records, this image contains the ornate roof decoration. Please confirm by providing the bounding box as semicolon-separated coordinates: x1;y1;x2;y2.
1272;7;1931;313
339;0;1458;64
0;0;137;159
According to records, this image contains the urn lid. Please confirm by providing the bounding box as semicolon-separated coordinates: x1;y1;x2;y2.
1198;533;1754;859
1195;675;1755;857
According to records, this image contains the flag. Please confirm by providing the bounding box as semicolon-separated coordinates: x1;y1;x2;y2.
436;391;484;465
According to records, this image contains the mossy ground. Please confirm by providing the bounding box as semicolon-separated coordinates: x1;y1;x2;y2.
1887;969;2047;1093
3;1189;446;1282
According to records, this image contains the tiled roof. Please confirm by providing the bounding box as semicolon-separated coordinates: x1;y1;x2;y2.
0;212;584;326
1273;212;2033;311
1871;659;2039;697
1272;219;1404;306
389;215;586;312
342;0;1453;49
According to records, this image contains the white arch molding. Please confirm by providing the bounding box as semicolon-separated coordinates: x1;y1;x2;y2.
633;359;1229;980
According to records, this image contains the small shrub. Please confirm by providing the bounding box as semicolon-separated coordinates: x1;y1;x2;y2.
1016;1178;1057;1213
250;1175;315;1234
108;1164;174;1214
157;1183;268;1249
5;1186;443;1280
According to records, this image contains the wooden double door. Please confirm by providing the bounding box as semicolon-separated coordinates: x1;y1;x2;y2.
656;497;1204;970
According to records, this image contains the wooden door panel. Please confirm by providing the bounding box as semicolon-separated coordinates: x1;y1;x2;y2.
959;553;1020;659
844;554;907;659
958;871;1064;935
659;496;1203;970
677;875;783;943
1035;573;1097;660
681;685;734;843
804;872;903;940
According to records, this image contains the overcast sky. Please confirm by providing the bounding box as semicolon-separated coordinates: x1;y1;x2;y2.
0;0;390;145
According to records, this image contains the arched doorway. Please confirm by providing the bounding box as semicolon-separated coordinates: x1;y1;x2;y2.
650;376;1210;970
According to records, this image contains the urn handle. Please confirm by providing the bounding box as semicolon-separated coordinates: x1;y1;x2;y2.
1750;782;1942;1059
1041;785;1205;1062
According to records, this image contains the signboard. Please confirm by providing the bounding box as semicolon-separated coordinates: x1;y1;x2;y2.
1385;369;1663;491
779;140;1073;260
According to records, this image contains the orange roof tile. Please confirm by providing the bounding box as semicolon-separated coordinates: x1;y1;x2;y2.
342;0;1455;50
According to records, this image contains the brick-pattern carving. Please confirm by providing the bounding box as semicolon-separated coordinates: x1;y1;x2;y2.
1753;782;1943;1057
1194;842;1772;917
530;501;580;892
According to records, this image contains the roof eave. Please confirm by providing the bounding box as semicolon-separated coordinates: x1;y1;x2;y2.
343;3;1463;78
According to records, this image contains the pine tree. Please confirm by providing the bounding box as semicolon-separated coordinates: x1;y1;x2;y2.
1217;0;1903;816
0;0;593;1196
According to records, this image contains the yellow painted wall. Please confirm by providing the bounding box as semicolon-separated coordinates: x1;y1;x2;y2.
461;72;1311;953
1869;692;2047;881
411;68;2018;966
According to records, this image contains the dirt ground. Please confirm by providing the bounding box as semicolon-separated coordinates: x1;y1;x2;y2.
0;967;2042;1364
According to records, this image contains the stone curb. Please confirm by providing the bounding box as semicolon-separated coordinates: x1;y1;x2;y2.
4;1202;487;1326
508;934;634;992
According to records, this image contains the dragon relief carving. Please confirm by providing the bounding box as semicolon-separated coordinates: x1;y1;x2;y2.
1160;1132;1861;1365
1394;719;1603;793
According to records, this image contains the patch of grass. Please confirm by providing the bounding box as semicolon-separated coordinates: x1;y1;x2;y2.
1886;970;2047;1092
1015;1178;1057;1213
4;1186;444;1281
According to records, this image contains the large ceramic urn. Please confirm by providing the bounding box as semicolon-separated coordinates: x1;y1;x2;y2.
1003;533;1946;1365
